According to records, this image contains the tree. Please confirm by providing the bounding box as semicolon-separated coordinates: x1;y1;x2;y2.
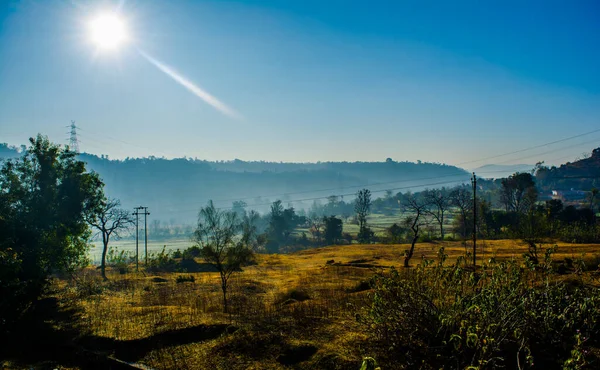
400;194;429;267
308;215;324;245
0;135;103;329
323;216;343;245
423;188;450;239
86;198;133;280
232;200;247;219
193;201;255;313
355;189;372;243
499;173;538;213
589;188;599;214
386;223;405;244
450;186;473;239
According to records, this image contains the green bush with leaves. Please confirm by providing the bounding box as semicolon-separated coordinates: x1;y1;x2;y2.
360;247;600;369
105;247;136;274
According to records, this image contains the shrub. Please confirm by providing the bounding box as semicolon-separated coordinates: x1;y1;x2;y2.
182;245;202;260
175;274;195;284
106;247;135;274
146;247;179;273
275;288;311;305
360;248;600;368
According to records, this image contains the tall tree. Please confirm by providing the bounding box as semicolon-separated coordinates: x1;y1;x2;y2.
0;135;103;329
86;198;133;280
355;189;372;243
423;188;450;239
193;201;255;313
499;172;538;213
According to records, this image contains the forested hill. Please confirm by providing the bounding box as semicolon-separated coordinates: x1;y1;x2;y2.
0;144;469;223
536;147;600;191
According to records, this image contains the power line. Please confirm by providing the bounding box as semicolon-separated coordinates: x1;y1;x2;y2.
495;136;600;165
456;127;600;166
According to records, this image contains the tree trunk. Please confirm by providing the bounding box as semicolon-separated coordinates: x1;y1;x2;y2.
404;222;419;267
101;235;109;281
439;213;444;240
100;232;109;281
222;285;228;314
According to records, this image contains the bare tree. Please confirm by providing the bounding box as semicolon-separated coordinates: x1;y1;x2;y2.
423;188;450;240
449;186;472;239
193;201;255;313
87;198;133;280
400;194;429;267
355;189;372;242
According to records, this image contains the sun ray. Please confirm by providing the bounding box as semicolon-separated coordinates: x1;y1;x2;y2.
137;49;242;120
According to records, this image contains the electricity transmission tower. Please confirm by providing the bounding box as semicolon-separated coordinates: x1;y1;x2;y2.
133;206;151;269
67;121;80;153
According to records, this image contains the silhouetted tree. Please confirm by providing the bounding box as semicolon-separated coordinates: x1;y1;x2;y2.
423;188;450;239
86;198;133;280
499;173;538;213
401;194;429;267
450;186;473;239
323;216;343;245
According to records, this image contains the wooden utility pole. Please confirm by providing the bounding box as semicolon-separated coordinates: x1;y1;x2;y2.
472;173;477;267
133;206;150;269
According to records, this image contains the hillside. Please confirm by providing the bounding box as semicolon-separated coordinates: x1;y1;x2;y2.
536;147;600;191
0;144;469;223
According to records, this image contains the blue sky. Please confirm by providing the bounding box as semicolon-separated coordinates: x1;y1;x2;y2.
1;0;599;167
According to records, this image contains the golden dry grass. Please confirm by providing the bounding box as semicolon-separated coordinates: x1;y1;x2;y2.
55;240;600;369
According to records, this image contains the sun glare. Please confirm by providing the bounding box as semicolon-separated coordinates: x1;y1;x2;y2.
89;13;128;50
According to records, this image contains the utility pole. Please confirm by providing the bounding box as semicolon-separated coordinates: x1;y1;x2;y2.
133;206;150;268
133;207;140;271
471;173;477;267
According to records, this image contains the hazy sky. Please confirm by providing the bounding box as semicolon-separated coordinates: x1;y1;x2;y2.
1;0;599;167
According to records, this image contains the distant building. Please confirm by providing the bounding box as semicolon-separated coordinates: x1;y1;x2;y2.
551;189;587;201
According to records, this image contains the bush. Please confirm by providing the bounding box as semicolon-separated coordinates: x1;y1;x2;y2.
106;247;135;274
182;245;202;260
360;248;600;368
275;288;311;305
146;247;179;273
175;274;195;283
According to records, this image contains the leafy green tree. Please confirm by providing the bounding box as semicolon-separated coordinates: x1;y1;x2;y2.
386;223;405;244
499;172;538;213
0;135;103;329
323;216;343;245
193;201;255;313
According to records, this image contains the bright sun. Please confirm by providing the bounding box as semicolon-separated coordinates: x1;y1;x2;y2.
89;13;128;50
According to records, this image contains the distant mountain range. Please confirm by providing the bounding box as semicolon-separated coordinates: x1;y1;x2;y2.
0;143;470;223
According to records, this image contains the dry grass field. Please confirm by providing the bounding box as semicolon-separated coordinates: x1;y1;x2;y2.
4;240;600;369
